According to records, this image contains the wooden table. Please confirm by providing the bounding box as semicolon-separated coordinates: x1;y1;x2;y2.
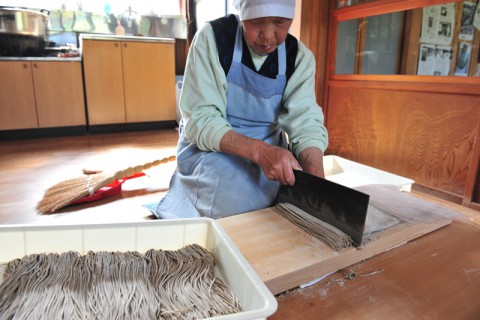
269;220;480;319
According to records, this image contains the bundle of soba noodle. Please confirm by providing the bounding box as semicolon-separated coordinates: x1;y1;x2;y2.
0;244;241;319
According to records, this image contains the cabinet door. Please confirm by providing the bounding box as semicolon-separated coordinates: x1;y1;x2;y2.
32;61;86;127
82;40;126;125
0;61;38;130
121;41;176;123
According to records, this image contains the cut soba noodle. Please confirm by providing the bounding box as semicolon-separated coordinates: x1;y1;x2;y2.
0;244;241;320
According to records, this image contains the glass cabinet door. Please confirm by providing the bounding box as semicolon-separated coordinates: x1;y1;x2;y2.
333;0;480;77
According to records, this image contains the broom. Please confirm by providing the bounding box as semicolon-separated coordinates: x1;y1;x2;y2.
36;155;176;214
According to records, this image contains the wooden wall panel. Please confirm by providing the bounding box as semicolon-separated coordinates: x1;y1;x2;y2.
326;86;480;199
293;0;480;208
300;0;330;109
466;121;480;209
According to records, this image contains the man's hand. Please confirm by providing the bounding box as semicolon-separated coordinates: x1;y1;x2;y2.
219;130;301;185
254;143;301;185
298;147;325;178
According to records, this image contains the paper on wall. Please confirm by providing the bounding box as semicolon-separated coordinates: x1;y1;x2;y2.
474;2;480;31
460;2;477;41
454;42;472;76
420;3;455;46
417;43;453;76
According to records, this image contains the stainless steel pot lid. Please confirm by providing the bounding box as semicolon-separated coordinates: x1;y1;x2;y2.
0;6;49;16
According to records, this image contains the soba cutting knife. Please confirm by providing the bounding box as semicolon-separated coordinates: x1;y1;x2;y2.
276;170;370;246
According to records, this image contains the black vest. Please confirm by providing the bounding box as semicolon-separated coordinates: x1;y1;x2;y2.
209;14;298;80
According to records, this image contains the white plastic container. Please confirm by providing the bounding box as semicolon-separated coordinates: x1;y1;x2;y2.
0;218;277;320
324;155;414;191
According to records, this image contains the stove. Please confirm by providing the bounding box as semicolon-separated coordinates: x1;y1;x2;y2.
0;34;47;56
0;31;79;57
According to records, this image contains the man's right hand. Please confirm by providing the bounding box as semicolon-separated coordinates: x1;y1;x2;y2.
219;130;300;185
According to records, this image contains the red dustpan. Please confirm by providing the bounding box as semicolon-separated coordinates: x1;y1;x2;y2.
69;172;146;205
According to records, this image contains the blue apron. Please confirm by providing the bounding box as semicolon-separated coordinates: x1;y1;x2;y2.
152;24;288;219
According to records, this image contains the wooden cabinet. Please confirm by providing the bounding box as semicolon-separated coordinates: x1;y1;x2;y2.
82;38;176;125
0;60;86;131
81;40;125;124
33;61;86;128
0;61;38;130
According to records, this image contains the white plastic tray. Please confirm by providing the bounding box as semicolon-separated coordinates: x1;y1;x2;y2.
324;155;414;191
0;218;277;320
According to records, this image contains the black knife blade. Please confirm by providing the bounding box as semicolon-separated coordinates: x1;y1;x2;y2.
276;170;370;246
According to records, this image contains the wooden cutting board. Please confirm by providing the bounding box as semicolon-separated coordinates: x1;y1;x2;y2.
219;185;454;295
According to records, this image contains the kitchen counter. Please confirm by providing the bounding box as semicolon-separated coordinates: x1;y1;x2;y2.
0;56;81;62
0;34;174;62
79;33;175;44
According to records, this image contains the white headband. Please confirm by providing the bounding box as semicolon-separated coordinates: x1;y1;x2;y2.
233;0;296;21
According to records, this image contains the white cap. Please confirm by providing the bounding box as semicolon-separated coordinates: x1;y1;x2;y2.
233;0;296;21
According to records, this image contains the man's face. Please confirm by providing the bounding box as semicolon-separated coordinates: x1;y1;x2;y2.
242;17;293;56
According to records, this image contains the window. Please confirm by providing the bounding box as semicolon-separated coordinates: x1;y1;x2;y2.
4;1;186;42
333;0;480;77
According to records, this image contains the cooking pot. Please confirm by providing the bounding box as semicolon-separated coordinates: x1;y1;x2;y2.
0;7;50;56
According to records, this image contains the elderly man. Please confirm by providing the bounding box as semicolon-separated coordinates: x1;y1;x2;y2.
148;0;328;219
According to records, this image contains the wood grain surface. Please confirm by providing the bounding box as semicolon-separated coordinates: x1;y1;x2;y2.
270;220;480;320
0;129;479;320
0;130;179;225
302;0;480;209
326;86;480;202
219;204;451;295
